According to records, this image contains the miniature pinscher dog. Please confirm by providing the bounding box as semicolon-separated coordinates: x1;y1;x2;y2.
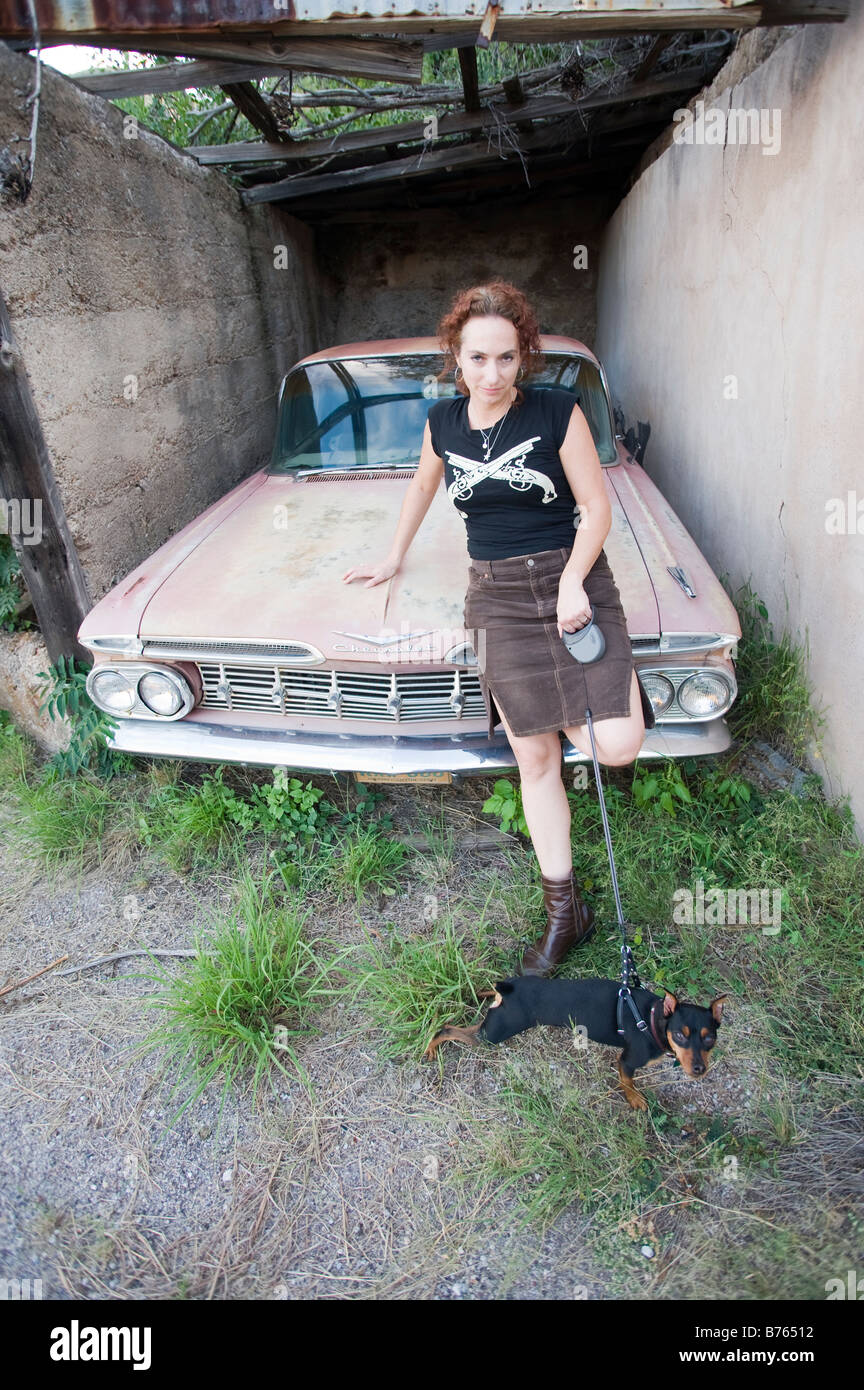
426;977;727;1110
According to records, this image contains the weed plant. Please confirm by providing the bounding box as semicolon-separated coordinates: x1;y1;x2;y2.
131;867;332;1124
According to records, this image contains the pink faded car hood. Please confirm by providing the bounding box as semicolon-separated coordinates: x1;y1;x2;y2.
80;467;737;657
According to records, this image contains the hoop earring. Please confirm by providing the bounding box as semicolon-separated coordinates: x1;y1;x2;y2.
454;367;463;382
517;367;525;381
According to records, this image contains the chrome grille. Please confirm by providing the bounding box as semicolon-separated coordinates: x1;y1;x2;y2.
301;470;416;482
196;663;487;722
144;638;319;663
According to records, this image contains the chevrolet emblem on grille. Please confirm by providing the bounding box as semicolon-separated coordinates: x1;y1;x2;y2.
333;630;436;645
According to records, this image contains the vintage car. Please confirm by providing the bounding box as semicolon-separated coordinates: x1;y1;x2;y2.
78;336;741;784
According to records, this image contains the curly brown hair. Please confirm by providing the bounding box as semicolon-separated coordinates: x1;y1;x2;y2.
435;281;544;407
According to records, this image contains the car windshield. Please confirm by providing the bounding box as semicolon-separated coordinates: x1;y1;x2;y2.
268;351;617;473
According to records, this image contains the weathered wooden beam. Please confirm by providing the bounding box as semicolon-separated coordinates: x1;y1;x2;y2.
195;60;563;112
220;81;284;143
285;148;640;219
633;34;676;82
501;75;534;137
44;36;424;84
238;106;674;191
240;109;646;204
70;44;424;94
0;290;91;665
457;46;481;115
502;77;526;108
190;95;585;165
189;70;711;165
283;131;667;218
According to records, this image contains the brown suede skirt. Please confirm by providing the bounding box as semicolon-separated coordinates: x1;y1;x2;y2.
463;544;655;740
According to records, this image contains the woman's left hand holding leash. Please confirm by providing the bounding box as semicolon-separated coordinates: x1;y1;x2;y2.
557;571;591;639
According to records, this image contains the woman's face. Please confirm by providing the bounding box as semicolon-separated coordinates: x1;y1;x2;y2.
454;316;521;410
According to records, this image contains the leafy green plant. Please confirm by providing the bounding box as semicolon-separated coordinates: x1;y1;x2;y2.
135;766;338;872
631;761;693;818
248;768;334;843
725;580;822;762
339;780;393;833
136;767;247;870
36;655;132;778
482;777;529;837
131;867;330;1124
700;768;758;816
0;533;29;632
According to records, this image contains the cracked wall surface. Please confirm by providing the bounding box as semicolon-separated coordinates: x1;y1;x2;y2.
0;43;322;603
313;194;613;348
596;15;864;836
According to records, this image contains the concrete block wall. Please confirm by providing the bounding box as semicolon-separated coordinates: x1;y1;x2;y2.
596;15;864;835
0;43;322;603
314;193;614;349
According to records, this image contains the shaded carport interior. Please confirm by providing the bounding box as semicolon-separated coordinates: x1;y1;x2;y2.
0;0;858;834
0;0;847;661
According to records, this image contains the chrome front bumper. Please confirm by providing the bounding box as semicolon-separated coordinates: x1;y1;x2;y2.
107;715;732;777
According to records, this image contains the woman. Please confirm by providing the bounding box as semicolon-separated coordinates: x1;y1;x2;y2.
343;281;655;976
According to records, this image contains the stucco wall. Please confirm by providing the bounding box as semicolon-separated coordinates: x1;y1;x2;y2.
596;16;864;836
0;43;322;603
314;193;614;347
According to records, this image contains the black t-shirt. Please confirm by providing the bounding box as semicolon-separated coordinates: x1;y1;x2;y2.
427;385;581;560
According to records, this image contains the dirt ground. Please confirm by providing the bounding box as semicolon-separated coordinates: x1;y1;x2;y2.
0;777;859;1301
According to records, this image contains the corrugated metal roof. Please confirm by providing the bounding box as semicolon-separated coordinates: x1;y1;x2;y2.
0;0;764;40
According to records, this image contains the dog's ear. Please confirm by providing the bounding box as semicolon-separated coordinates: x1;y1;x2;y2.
662;990;679;1016
710;994;728;1024
496;981;515;996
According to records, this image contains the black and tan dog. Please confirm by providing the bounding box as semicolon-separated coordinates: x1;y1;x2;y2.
426;976;727;1110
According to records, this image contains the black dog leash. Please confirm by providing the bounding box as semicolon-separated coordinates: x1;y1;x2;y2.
583;706;648;1036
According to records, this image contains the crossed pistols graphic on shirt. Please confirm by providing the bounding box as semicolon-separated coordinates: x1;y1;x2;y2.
445;437;557;518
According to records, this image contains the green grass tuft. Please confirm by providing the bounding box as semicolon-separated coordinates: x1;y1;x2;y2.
466;1054;674;1229
335;905;511;1062
726;579;823;762
326;824;408;904
131;866;332;1124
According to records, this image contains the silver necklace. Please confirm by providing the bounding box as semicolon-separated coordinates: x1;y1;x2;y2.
475;401;511;461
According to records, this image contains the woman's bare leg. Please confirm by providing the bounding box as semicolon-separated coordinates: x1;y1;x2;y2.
493;711;572;878
562;669;646;767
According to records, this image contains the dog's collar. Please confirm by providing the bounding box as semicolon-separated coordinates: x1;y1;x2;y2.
648;1001;671;1052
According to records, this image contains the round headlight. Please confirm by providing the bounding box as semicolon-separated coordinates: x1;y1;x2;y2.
638;673;675;715
137;671;184;716
677;672;731;717
91;669;136;712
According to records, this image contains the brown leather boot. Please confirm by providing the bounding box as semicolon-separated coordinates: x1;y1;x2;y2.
519;868;596;976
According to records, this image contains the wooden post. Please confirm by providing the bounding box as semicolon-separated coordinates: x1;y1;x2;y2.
0;287;91;664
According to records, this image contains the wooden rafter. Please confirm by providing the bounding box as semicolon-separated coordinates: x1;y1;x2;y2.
190;69;711;169
240;103;669;206
219;81;285;143
70;44;424;94
457;47;481;115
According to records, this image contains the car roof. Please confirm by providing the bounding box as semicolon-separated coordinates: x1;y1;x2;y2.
294;334;600;368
